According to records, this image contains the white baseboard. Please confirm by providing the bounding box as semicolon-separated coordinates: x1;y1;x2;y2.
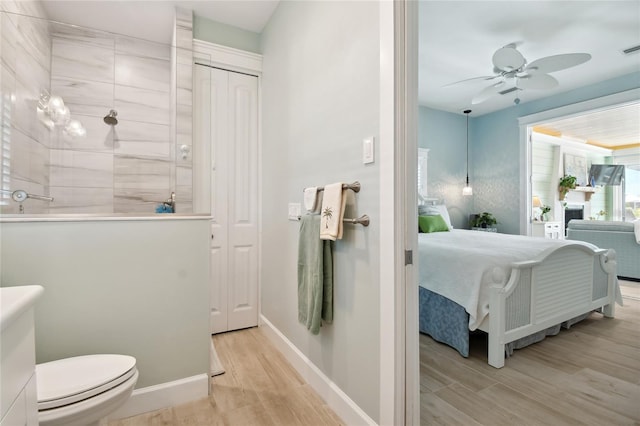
107;373;209;420
259;315;377;426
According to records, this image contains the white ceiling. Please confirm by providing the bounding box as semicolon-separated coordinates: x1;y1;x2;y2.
535;102;640;149
419;1;640;117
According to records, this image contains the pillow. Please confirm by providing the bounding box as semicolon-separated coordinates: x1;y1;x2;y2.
422;204;453;230
417;204;431;216
419;215;450;233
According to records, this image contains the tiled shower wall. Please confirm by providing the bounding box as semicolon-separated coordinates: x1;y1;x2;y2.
0;3;52;214
174;8;194;213
0;5;194;214
49;26;174;213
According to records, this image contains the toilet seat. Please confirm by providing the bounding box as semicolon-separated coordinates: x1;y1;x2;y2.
37;354;137;410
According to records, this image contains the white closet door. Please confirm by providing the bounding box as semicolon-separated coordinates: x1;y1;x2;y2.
194;65;258;334
226;72;259;331
196;66;231;334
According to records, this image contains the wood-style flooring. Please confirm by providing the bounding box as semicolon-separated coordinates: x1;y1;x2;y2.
110;281;640;425
420;280;640;425
108;327;343;425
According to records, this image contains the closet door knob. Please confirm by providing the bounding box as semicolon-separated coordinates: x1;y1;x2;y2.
211;234;214;240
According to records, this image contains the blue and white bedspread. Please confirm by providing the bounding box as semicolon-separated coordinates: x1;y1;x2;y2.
418;230;595;330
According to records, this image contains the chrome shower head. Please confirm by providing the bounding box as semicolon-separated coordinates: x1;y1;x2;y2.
104;109;118;125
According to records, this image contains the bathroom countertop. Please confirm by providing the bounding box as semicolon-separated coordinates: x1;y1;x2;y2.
0;285;44;331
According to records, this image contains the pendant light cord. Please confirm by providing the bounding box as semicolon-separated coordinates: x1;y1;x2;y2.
464;109;471;185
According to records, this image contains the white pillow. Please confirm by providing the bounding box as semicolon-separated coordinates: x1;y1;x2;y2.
423;204;453;230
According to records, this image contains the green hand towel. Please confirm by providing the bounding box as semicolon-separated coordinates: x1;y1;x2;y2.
298;215;334;334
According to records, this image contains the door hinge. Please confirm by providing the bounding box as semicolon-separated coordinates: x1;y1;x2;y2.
405;249;413;265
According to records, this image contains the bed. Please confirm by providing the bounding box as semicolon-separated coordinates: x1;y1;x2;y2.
417;227;621;368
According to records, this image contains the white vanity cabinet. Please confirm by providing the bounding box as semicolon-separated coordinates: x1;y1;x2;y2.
1;285;43;426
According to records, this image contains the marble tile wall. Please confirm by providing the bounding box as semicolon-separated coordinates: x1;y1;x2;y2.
48;24;178;213
174;8;194;213
0;6;194;215
0;4;52;214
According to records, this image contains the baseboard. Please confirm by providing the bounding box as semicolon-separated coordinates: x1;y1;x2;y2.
259;315;376;426
107;373;209;420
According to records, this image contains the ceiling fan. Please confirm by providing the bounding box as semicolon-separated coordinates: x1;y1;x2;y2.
445;44;592;105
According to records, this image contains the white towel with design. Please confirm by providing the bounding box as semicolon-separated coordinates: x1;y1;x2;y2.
320;183;346;241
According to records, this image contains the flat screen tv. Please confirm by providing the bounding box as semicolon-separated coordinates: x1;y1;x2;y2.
588;164;625;186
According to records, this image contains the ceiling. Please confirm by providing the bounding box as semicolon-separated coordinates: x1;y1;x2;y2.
40;0;279;43
533;102;640;150
34;1;640;147
419;1;640;117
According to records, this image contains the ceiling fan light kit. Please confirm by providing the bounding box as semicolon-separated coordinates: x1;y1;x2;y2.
449;44;592;105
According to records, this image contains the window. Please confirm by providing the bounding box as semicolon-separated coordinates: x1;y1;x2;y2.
0;92;11;206
613;150;640;220
625;164;640;219
417;148;429;200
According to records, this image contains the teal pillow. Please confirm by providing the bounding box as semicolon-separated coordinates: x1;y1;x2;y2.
419;215;449;233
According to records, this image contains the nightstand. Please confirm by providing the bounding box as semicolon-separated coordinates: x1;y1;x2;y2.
532;221;562;239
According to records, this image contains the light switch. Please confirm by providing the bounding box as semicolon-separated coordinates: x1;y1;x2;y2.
288;203;301;221
363;137;374;164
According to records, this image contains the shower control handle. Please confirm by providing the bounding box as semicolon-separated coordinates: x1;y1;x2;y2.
1;189;54;203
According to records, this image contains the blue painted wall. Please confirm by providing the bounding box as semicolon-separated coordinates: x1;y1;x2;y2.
420;71;640;234
418;107;473;229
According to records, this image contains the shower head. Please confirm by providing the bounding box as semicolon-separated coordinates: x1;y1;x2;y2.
104;109;118;125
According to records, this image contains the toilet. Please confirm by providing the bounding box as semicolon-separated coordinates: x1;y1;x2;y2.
36;354;138;426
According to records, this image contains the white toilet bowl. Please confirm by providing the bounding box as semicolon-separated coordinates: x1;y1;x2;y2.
36;354;138;426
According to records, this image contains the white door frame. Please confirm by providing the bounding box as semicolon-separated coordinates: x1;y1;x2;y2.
192;40;264;332
380;1;419;424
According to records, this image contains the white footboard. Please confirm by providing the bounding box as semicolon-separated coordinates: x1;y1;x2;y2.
486;243;617;368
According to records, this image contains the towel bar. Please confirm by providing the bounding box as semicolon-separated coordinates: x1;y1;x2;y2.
296;214;370;227
343;214;370;227
304;181;361;193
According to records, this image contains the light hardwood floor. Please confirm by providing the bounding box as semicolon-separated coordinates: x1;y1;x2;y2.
108;327;343;426
420;280;640;425
110;282;640;426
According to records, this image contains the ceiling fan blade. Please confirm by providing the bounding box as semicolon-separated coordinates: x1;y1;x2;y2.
442;74;500;88
516;73;558;90
492;46;525;72
471;81;506;104
525;53;591;74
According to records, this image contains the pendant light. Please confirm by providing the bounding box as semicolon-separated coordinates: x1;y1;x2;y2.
462;109;473;196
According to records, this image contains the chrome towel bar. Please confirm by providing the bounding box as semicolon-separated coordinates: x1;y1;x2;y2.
298;181;368;226
342;214;370;227
296;214;370;227
304;181;361;193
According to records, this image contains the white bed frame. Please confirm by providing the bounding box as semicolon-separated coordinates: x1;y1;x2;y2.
475;242;617;368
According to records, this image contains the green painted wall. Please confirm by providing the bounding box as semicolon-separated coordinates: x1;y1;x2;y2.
193;15;261;53
0;218;210;389
260;1;381;421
